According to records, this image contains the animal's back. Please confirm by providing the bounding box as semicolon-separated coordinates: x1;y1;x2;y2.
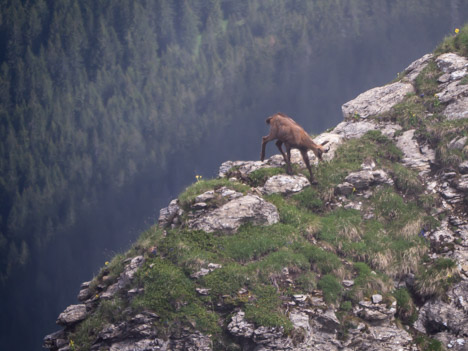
266;113;309;146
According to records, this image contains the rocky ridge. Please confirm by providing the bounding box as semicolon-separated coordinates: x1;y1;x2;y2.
45;49;468;351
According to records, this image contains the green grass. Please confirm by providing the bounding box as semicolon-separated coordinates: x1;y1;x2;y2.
318;274;342;304
435;23;468;57
415;258;460;298
394;288;418;325
132;258;220;335
247;167;285;187
244;285;293;332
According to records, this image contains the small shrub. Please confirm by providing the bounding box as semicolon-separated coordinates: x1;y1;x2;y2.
318;274;342;304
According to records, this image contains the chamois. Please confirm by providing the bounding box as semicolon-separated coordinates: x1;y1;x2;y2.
260;113;329;183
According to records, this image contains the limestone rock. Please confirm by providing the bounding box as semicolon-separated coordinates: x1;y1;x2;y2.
403;53;433;82
314;132;344;160
348;325;414;351
228;311;255;338
333;120;377;139
357;300;396;325
448;136;468;150
337;169;393;194
158;199;182;228
101;256;145;300
342;82;414;120
436;81;468;104
436;53;468;75
262;174;310;195
56;304;87;326
443;96;468;120
218;160;275;178
188;195;279;234
396;129;435;173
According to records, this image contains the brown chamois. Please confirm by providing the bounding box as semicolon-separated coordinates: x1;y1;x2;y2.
260;113;329;183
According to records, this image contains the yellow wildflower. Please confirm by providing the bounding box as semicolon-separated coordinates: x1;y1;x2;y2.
105;261;109;266
455;28;460;34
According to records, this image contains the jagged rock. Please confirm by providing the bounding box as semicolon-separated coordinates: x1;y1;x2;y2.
396;129;435;173
455;174;468;192
228;311;255;338
158;199;182;228
190;263;222;279
448;136;467;150
335;182;354;195
338;169;393;193
218;160;273;178
262;174;310;195
342;280;355;287
56;304;87;326
333;120;377;138
435;332;467;351
109;338;167;351
315;309;341;333
357;300;396;325
415;281;468;338
403;53;433;82
188;195;279;234
436;80;468;103
443;96;468;120
253;326;291;350
436;53;468;75
101;256;145;300
348;325;415;351
342;82;414;120
372;294;383;304
77;287;92;302
43;330;68;350
196;288;211;295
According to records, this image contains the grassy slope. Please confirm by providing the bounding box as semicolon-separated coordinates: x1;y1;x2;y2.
68;25;468;351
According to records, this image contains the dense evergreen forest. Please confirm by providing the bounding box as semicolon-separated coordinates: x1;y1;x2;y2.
0;0;464;282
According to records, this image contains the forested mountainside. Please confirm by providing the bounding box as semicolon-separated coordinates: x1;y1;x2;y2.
45;27;468;351
0;0;465;281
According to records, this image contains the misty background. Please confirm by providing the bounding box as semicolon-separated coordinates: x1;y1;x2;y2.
0;1;467;350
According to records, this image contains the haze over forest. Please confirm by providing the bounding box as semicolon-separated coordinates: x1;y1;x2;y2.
0;0;467;350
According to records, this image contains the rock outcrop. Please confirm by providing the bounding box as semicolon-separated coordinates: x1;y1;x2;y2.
45;49;468;351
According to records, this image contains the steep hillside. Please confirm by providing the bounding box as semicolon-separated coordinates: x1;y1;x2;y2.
44;27;468;351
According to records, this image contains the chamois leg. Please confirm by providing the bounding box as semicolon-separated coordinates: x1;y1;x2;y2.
275;140;292;174
261;135;274;161
300;149;316;184
285;144;293;175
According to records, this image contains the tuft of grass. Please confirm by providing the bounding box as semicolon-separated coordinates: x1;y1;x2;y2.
296;242;342;275
265;194;320;228
435;23;468;57
414;60;442;96
292;187;324;212
415;335;444;351
318;274;342;304
245;285;293;332
132;258;219;335
248;167;285;187
390;163;424;195
70;298;127;351
394;288;418;325
295;271;317;293
414;258;460;298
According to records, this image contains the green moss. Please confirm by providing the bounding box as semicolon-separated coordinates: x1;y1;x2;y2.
318;274;342;304
245;285;293;332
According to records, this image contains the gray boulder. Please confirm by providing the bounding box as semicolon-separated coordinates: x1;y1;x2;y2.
342;82;414;120
188;195;279;233
436;53;468;75
263;174;310;195
396;129;435;173
56;304;87;326
403;53;433;82
443;96;468;120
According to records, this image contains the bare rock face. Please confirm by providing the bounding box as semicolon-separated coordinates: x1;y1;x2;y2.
188;195;279;233
158;199;182;228
263;174;310;195
56;304;87;326
342;82;414;120
396;129;435;174
403;53;433;82
101;255;145;300
443;96;468;120
333;120;378;139
415;281;468;338
436;53;468;76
